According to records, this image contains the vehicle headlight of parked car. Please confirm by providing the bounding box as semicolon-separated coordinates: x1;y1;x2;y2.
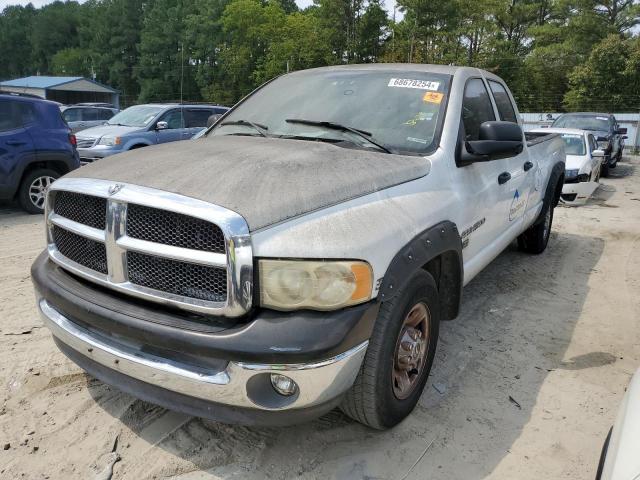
98;136;121;146
565;169;579;179
259;259;373;311
597;140;610;151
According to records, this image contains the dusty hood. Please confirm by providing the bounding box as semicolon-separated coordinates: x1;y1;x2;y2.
76;124;142;140
66;135;430;230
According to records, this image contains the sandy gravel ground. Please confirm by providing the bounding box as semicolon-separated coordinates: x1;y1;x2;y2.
1;156;639;480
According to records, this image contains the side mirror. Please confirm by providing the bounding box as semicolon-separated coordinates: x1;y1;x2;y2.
156;121;168;130
465;121;524;160
617;127;627;135
592;149;605;158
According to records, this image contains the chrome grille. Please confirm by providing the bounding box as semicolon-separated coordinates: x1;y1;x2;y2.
52;225;108;274
54;191;106;229
127;251;227;302
46;178;253;317
127;204;225;253
76;137;97;148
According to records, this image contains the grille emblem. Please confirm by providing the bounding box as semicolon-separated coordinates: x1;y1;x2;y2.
108;183;124;196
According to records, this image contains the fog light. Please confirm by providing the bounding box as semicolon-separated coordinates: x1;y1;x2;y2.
270;374;298;396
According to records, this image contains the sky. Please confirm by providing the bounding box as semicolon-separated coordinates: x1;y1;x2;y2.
0;0;401;17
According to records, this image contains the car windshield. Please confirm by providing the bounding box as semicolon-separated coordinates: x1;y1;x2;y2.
560;134;586;156
210;70;451;155
107;105;163;127
552;115;609;132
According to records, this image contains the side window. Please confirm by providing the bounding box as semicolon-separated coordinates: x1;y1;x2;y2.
185;109;212;128
462;79;496;141
82;108;99;121
159;109;184;129
17;102;37;125
98;109;115;120
62;108;81;123
488;80;518;123
214;107;228;115
587;134;596;152
0;100;24;132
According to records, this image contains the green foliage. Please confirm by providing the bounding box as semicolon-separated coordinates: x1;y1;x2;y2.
0;0;638;111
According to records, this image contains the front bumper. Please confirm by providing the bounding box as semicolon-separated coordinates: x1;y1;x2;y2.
77;145;121;163
561;181;599;205
32;253;377;425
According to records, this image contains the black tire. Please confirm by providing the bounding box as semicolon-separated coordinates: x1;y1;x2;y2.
517;203;553;254
595;427;612;480
600;162;610;178
18;168;59;214
340;270;440;429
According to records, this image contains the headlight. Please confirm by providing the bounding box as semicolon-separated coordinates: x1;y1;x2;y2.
259;259;373;311
98;136;121;146
565;169;579;178
597;140;609;150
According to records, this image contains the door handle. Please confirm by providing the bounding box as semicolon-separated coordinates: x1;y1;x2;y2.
498;172;511;185
6;140;25;146
524;161;533;171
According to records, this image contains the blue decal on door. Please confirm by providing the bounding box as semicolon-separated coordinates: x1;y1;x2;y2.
509;189;526;221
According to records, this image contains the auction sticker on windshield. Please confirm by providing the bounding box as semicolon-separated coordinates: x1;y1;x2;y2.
388;78;440;91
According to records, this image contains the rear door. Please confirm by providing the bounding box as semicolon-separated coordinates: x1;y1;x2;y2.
487;79;534;231
0;99;36;196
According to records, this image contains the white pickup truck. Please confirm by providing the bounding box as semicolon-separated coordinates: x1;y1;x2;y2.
32;64;565;429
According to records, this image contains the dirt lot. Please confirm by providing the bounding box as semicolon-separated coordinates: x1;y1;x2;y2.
1;156;639;480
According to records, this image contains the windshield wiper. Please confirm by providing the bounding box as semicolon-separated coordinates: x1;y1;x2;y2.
285;118;392;154
220;120;270;138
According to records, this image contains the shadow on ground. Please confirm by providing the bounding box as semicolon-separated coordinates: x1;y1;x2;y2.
85;228;605;480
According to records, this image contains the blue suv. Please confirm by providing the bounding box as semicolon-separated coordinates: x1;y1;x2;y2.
0;92;80;213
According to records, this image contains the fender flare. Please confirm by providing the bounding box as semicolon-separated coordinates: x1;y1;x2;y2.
378;221;463;321
536;161;565;224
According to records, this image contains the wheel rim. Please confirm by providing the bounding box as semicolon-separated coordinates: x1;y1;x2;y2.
28;175;55;210
392;302;430;400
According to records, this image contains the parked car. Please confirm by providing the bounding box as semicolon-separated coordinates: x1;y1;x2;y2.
32;64;566;429
74;103;229;163
596;367;640;480
530;127;604;205
60;104;119;133
551;113;627;177
0;92;79;214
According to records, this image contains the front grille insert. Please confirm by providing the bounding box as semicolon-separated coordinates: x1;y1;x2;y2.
76;138;96;148
127;204;226;254
54;191;107;229
127;251;227;302
53;225;107;274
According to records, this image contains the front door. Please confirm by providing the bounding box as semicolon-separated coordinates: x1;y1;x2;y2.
155;109;186;144
0;99;36;195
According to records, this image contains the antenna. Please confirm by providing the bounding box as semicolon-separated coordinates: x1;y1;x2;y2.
180;42;184;104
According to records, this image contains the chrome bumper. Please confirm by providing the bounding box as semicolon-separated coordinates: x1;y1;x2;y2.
38;299;367;411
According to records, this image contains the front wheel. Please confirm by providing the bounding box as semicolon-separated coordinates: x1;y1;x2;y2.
518;204;553;254
340;270;440;429
18;168;59;214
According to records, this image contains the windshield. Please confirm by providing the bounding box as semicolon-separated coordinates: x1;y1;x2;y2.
210;70;451;155
552;115;609;132
107;105;163;127
560;134;586;156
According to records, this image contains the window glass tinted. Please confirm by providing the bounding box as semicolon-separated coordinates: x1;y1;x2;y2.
587;134;596;152
82;108;99;121
488;81;517;123
97;109;115;120
160;109;184;129
62;108;81;122
212;70;451;155
552;114;609;131
0;100;24;131
185;109;212;128
462;79;495;141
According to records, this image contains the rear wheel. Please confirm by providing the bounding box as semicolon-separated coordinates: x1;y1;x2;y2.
518;204;553;254
600;161;610;178
340;270;440;429
18;168;59;214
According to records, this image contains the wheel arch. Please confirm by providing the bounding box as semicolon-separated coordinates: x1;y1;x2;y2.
14;160;71;199
536;161;564;224
378;221;463;321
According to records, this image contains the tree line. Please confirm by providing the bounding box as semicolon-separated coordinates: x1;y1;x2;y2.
0;0;639;112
